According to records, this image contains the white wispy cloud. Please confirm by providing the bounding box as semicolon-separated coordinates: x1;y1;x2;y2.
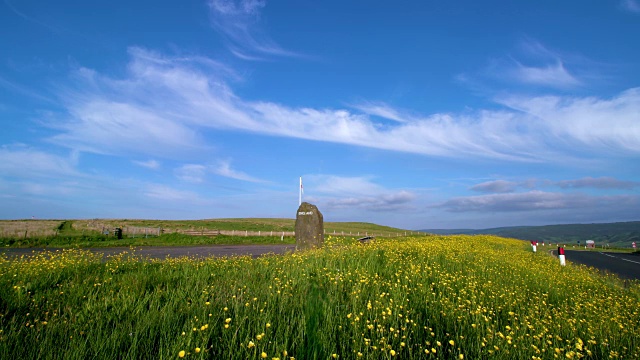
3;0;64;34
325;191;416;212
470;180;518;193
351;101;410;123
207;0;298;60
172;160;264;183
505;38;582;89
0;144;80;178
174;164;208;183
133;159;161;169
509;61;581;88
143;184;202;202
440;191;639;213
475;40;591;89
620;0;640;13
304;175;416;211
308;175;384;196
50;99;207;158
49;48;640;164
0;76;57;105
469;176;639;194
497;88;640;153
213;160;263;182
556;176;639;190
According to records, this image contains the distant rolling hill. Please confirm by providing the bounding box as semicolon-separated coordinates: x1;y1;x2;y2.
421;221;640;248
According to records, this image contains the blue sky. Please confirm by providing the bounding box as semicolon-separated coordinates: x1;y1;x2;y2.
1;0;639;229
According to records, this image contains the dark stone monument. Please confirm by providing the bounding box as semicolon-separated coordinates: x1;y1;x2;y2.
295;202;324;250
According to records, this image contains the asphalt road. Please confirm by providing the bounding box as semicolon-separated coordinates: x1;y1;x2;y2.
554;249;640;281
0;244;297;260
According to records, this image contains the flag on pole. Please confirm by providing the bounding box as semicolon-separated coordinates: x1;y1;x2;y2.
299;177;303;206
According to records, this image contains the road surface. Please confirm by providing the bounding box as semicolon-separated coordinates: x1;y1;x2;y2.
555;249;640;281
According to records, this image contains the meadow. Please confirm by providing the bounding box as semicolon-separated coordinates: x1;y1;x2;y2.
0;219;416;248
1;235;638;359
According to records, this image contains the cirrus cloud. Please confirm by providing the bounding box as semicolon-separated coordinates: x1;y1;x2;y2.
303;175;416;212
47;47;640;165
556;176;639;190
207;0;299;60
470;180;518;193
440;190;639;213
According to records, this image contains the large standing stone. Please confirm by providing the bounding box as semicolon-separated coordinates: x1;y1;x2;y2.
295;202;324;250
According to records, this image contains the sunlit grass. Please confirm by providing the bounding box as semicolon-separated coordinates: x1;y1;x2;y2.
1;235;638;359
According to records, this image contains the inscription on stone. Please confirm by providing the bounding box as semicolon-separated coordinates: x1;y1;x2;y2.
295;202;324;250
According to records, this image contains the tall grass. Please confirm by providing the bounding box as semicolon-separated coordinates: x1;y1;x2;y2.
0;234;298;248
0;235;638;359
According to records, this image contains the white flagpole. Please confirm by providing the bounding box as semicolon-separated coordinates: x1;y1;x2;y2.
299;177;302;206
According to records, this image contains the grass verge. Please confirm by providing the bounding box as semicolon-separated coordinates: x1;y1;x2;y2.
0;235;638;359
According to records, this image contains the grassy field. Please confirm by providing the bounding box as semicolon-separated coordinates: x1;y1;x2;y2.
0;235;638;359
0;219;417;248
0;218;410;234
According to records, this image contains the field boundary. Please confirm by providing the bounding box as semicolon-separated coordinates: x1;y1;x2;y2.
1;222;426;239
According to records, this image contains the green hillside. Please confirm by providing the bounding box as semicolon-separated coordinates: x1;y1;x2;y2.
0;218;419;247
68;218;412;235
422;221;640;248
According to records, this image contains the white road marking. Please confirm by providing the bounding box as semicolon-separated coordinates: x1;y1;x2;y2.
599;252;640;265
619;258;640;265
